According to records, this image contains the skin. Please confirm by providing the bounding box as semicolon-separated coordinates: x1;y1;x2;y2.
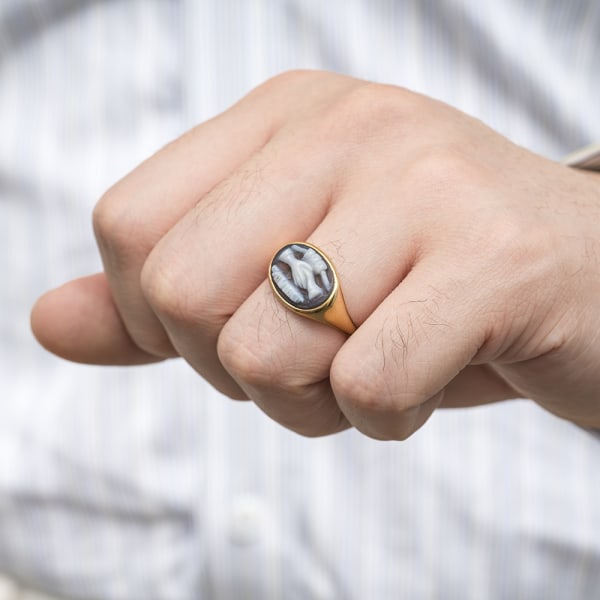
30;70;600;440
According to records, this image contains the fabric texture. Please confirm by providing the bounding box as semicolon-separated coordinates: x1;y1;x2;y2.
1;1;600;598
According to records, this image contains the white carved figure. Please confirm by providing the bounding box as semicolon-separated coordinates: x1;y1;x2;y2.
271;264;305;304
291;245;331;291
278;247;324;300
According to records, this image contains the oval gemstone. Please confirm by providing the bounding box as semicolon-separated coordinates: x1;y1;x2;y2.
270;243;335;310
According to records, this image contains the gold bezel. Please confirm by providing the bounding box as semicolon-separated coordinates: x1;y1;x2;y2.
268;242;355;334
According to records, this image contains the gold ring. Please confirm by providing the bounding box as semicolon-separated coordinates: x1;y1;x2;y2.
268;242;356;334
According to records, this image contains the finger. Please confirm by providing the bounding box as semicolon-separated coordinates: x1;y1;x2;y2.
139;127;341;400
330;258;488;439
31;273;160;365
214;176;426;435
219;283;351;435
92;71;361;362
440;364;518;407
92;93;278;360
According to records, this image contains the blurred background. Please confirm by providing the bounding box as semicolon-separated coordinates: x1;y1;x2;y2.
1;1;599;599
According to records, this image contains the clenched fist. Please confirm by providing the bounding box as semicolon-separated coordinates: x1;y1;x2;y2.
31;70;600;439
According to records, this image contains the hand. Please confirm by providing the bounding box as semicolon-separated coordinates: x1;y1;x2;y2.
31;70;600;439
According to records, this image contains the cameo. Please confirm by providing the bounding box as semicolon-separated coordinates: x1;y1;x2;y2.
270;243;335;310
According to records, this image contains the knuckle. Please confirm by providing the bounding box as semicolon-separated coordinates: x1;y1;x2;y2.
331;354;432;441
485;214;527;256
332;346;429;409
92;184;137;258
344;82;419;122
323;82;424;142
218;325;305;393
141;251;236;332
93;182;159;272
261;69;317;90
218;328;345;438
140;252;203;326
331;355;408;414
260;69;348;95
249;69;336;112
217;329;276;390
480;214;551;273
406;146;493;196
331;359;420;441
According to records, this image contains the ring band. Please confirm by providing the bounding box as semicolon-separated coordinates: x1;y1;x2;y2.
268;242;356;334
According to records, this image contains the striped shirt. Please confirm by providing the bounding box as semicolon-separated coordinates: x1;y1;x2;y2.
1;1;600;598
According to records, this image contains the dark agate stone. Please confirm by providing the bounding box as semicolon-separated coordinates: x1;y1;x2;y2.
270;243;334;309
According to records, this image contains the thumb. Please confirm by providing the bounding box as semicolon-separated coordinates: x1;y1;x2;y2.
31;273;163;365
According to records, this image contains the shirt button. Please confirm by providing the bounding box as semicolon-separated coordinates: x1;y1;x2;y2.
228;493;266;545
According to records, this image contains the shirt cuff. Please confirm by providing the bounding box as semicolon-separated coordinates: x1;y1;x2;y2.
562;143;600;171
